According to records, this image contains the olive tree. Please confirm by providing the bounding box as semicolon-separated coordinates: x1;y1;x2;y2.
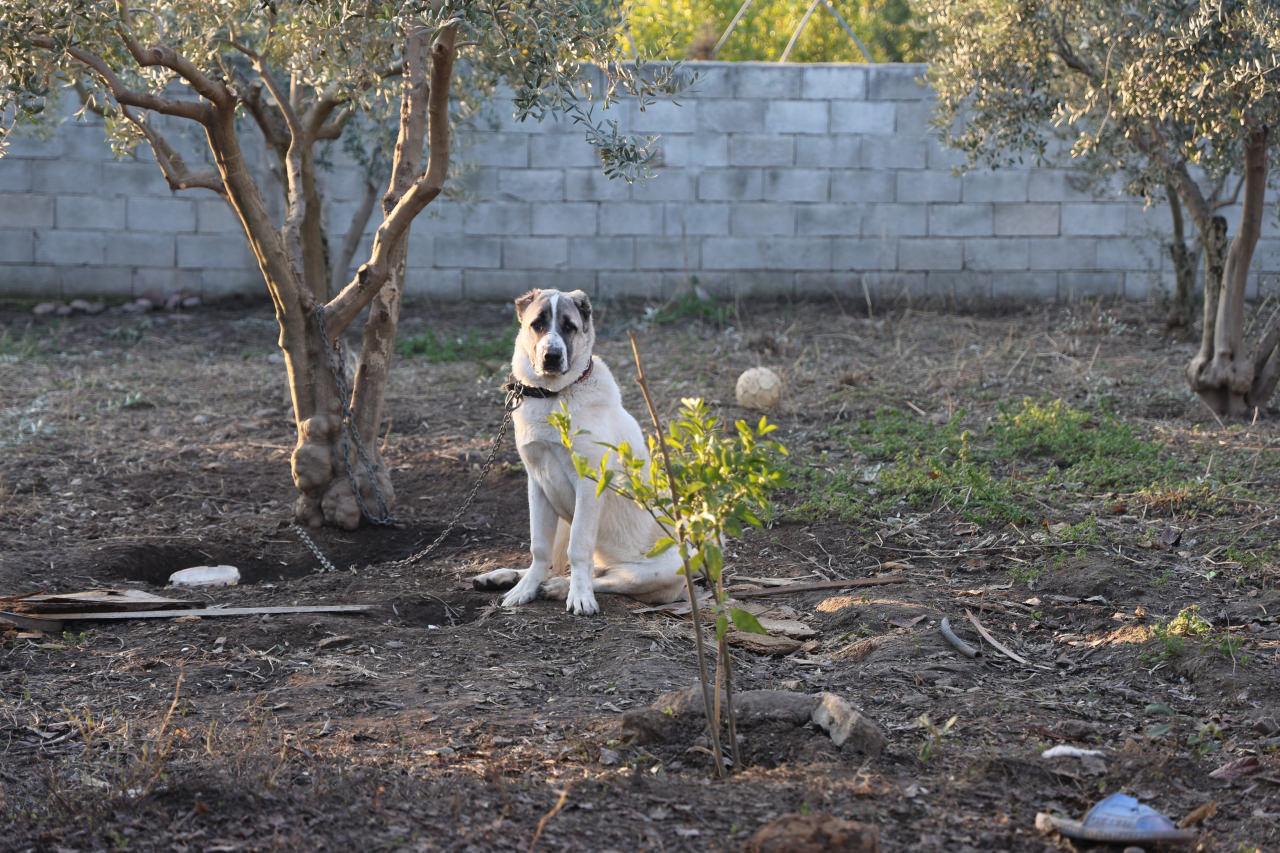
923;0;1280;416
1;1;677;528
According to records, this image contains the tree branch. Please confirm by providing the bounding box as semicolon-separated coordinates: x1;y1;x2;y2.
324;24;457;335
33;37;210;122
115;1;232;108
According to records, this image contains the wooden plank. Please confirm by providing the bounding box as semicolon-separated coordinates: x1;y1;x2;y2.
0;611;65;633
27;604;379;622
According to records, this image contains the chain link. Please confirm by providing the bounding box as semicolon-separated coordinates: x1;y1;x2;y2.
290;351;525;573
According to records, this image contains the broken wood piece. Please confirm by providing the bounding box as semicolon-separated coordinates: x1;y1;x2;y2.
731;574;905;599
727;630;803;656
965;609;1044;668
940;617;980;658
0;611;65;633
25;604;379;622
2;588;196;614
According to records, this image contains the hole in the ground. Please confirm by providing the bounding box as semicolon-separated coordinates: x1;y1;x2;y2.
85;543;282;586
390;594;485;628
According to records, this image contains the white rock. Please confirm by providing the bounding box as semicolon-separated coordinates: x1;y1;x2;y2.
169;565;240;587
33;302;60;316
735;366;783;411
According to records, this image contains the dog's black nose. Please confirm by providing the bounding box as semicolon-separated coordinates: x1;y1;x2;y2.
542;353;563;373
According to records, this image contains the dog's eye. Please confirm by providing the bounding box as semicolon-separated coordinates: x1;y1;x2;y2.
532;315;547;332
562;320;577;335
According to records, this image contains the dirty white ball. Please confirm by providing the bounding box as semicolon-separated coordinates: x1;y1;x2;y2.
735;367;783;411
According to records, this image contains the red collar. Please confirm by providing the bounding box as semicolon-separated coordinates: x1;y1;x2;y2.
503;358;594;405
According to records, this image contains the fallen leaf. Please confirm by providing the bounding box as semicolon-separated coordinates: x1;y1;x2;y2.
1209;756;1262;781
888;614;926;629
1178;800;1217;828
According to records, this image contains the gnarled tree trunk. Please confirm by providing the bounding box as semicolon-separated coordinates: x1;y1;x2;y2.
1185;128;1272;417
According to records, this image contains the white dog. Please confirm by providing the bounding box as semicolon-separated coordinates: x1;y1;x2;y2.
471;288;685;615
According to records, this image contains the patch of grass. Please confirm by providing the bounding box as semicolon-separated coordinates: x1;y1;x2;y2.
1151;604;1246;663
647;287;731;326
847;406;954;461
993;398;1178;490
0;326;46;360
395;325;513;363
878;434;1029;524
781;460;869;524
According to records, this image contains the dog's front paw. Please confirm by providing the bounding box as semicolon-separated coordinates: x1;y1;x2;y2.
501;577;542;608
472;568;522;591
565;582;599;616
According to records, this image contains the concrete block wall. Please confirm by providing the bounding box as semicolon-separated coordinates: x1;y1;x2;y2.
2;62;1277;302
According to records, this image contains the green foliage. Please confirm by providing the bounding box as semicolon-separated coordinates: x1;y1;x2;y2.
1151;604;1246;663
993;398;1178;490
550;397;787;637
915;713;958;763
646;289;731;327
0;326;45;361
878;431;1029;524
627;0;924;63
781;460;868;523
394;325;513;364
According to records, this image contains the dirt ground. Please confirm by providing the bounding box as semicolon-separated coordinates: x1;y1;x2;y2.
1;294;1278;852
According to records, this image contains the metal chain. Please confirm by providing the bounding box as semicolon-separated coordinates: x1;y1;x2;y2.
290;367;525;572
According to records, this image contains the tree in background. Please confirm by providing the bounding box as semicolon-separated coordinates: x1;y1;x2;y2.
923;0;1280;417
628;0;923;63
0;1;677;529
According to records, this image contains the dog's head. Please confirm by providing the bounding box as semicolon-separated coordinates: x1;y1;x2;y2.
512;288;594;385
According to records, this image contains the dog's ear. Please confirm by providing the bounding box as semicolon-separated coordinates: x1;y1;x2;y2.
567;290;592;324
514;289;539;321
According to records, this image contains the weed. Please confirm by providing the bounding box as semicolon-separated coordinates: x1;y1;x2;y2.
646;287;731;326
916;713;958;763
993;398;1177;490
878;428;1029;524
780;460;868;523
395;325;513;363
0;325;45;360
1151;604;1246;664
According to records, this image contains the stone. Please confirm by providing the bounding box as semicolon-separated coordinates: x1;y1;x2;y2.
32;302;60;316
180;295;202;309
810;692;886;755
746;815;880;853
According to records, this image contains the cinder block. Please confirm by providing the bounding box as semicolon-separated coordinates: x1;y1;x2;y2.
599;203;664;235
698;169;763;201
413;203;465;235
1028;238;1098;270
197;199;242;234
463;203;532;235
1060;271;1124;299
899;238;963;271
0;230;35;263
498;169;565;202
861;204;928;237
801;66;868;100
1028;171;1098;202
0;264;60;296
1123;271;1165;299
635;238;697;270
459;133;530;167
528;134;600;168
731;204;796;236
657;134;729;168
464;270;595;300
830;101;896;134
928;271;993;302
629;173;696;202
696;270;795;297
698;99;767;133
867;65;928;100
0;194;54;228
1124;201;1169;236
993;203;1059;236
565;169;631;201
532;203;598;236
764;169;828;202
321;167;370;202
832;237;897;270
35;229;105;265
55;196;124;230
198;269;261;298
404;231;433;269
176;234;254;269
1096;238;1160;270
702;237;831;270
630;98;696;133
127;196;196;232
105;232;176;267
403;268;463;299
134;267;203;297
60;265;132;297
729;135;795;167
992;272;1057;301
795;136;861;168
961;171;1029;203
59;126;113;160
100;161;162;194
896;171;960;203
963;238;1029;271
30;160;102;193
829;170;896;203
861;137;927;169
796;204;862;237
858;271;927;301
3;131;64;160
928;203;993;237
435;236;502;268
765;100;829;134
0;164;32;191
663;203;730;236
684;64;735;99
570;237;635;270
456;167;498;198
927;142;968;171
1060;204;1127;236
733;64;802;98
597;271;668;299
503;237;568;269
894;100;936;138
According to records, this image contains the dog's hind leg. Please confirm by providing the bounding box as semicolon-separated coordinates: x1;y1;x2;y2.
472;567;525;591
591;556;687;604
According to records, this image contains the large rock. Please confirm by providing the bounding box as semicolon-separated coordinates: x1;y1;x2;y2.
746;814;880;853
